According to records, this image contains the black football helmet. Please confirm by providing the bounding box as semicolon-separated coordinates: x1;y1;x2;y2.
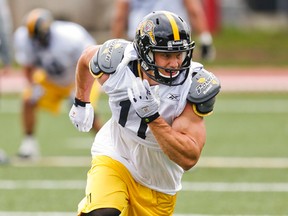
134;11;195;86
25;8;53;46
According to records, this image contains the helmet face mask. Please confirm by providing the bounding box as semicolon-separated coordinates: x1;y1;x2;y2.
134;11;195;86
25;8;53;47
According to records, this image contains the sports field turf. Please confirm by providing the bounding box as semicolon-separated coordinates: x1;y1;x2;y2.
0;91;288;215
0;15;287;215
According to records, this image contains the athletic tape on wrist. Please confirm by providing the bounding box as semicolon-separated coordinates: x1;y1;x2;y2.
142;112;160;124
74;98;90;107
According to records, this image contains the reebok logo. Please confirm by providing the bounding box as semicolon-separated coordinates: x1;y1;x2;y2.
167;93;180;101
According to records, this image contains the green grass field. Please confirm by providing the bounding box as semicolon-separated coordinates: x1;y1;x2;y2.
1;27;287;215
195;28;288;67
0;91;288;215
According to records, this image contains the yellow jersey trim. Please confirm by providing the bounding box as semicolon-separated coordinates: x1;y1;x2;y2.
88;61;103;78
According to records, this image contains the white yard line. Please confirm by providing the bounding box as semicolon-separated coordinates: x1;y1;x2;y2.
10;156;288;168
2;98;288;114
0;180;85;190
182;182;288;192
1;180;288;193
11;156;91;167
196;156;288;168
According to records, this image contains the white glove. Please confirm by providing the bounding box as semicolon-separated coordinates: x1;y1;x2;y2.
127;78;160;123
199;32;215;61
69;100;94;132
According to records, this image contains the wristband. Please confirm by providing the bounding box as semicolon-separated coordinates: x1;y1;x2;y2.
74;98;90;107
142;112;160;124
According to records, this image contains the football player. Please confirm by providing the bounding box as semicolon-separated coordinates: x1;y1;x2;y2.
70;11;220;216
14;8;102;159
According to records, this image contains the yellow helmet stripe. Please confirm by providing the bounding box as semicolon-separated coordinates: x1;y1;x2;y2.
164;12;180;40
26;9;41;36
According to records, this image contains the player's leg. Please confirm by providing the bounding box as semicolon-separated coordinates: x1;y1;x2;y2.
81;208;120;216
125;175;177;215
78;156;128;216
0;149;9;164
18;69;70;159
18;87;40;159
92;114;102;133
18;70;48;159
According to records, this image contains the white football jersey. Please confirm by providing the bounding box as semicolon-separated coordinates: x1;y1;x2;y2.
14;21;96;86
126;0;190;40
91;43;202;195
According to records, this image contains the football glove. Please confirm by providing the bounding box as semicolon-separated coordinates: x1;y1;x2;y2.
127;78;160;123
69;98;94;132
199;32;215;61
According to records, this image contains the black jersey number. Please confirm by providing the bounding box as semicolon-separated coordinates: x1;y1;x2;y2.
119;100;148;139
43;59;65;77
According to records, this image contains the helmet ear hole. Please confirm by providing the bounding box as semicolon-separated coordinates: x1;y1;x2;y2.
156;18;160;25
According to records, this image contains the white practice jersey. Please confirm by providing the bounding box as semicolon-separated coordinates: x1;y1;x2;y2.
91;43;203;195
126;0;190;40
14;21;96;86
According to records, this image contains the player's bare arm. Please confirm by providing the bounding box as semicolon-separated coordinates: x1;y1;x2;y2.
152;68;220;170
75;45;102;102
148;103;206;171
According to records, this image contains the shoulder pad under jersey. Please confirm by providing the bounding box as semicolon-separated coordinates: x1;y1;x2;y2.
90;39;130;76
187;67;221;104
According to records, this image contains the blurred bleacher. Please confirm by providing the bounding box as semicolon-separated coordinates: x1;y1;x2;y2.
9;0;115;43
7;0;288;44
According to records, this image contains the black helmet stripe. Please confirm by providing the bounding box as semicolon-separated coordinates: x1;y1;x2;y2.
163;11;180;40
26;10;42;36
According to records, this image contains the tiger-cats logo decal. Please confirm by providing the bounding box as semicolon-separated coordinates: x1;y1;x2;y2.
138;20;156;45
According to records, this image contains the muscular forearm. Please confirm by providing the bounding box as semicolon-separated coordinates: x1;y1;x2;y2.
148;116;205;170
75;65;94;102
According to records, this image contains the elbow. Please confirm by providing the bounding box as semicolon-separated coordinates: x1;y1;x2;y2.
181;157;199;171
179;147;202;171
181;137;205;171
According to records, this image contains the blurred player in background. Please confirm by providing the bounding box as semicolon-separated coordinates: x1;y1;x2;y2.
112;0;215;61
13;8;102;160
0;0;13;164
0;0;13;74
